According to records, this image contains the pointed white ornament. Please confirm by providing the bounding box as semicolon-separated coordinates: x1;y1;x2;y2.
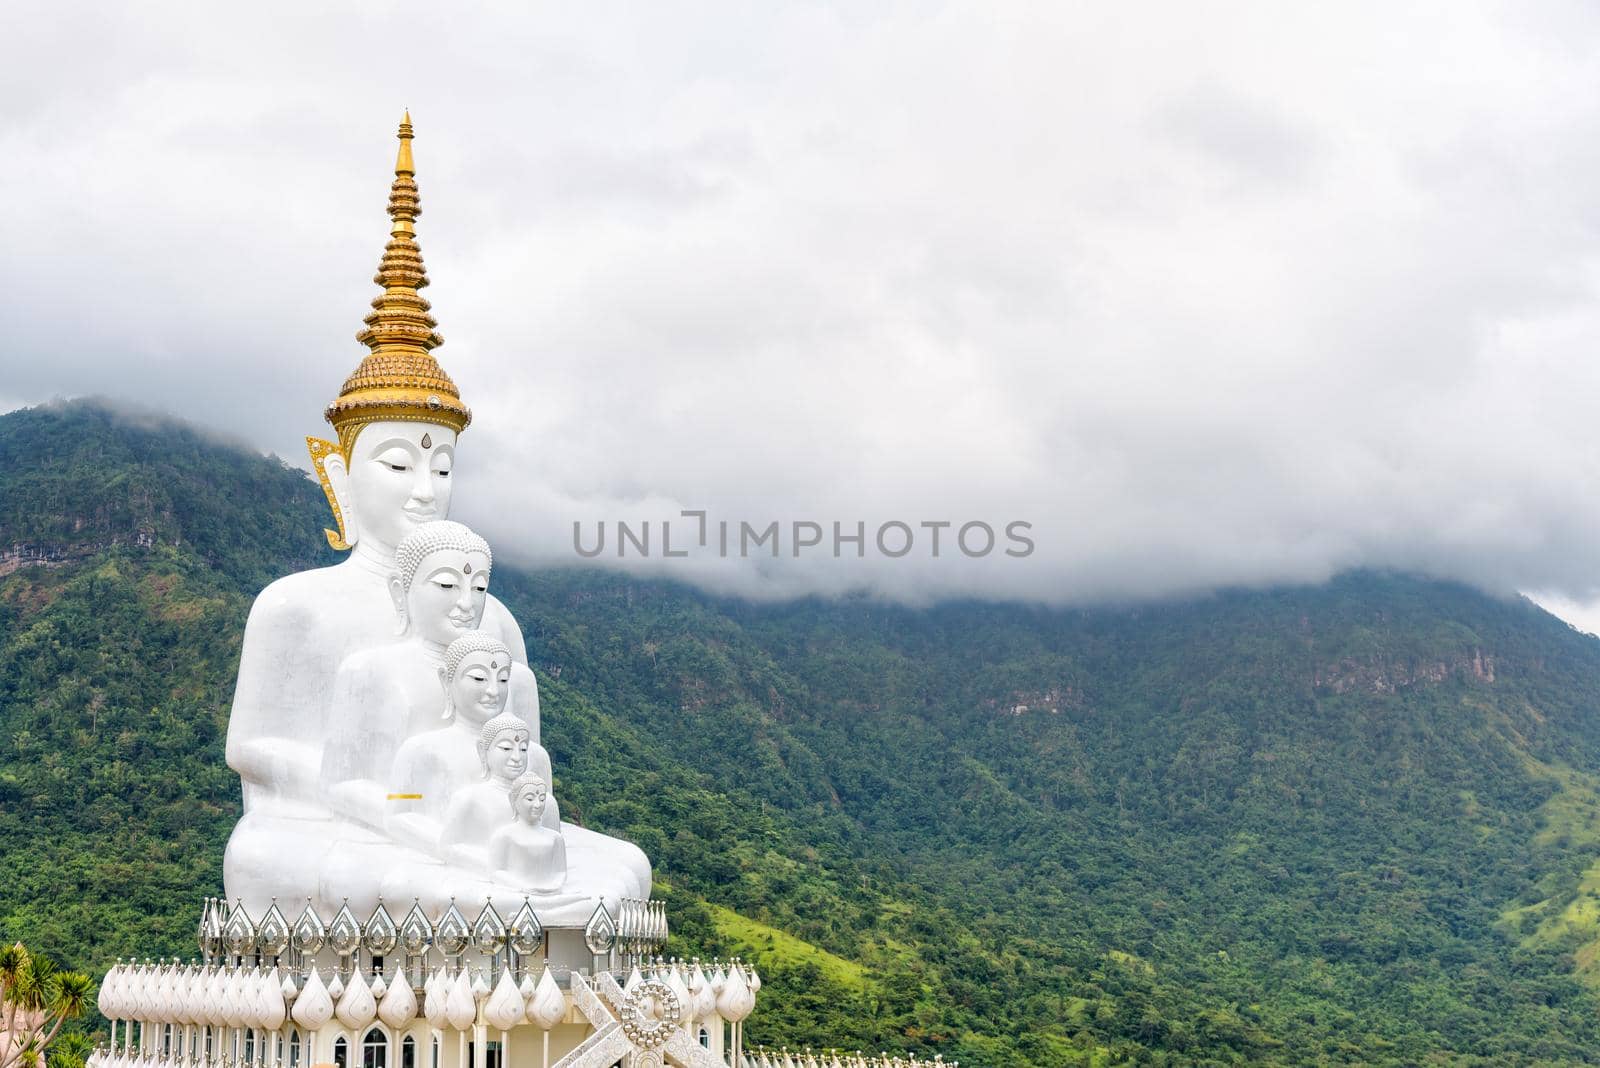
666;965;691;1027
377;970;418;1028
718;964;754;1023
291;968;334;1030
238;968;265;1029
204;967;228;1028
690;963;717;1020
152;964;174;1024
97;964;121;1020
525;967;566;1030
483;970;523;1032
423;968;448;1028
184;966;207;1025
335;967;377;1030
125;965;146;1022
258;967;286;1030
446;970;477;1030
222;966;245;1028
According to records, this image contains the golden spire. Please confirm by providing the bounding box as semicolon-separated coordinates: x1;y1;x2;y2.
322;113;472;462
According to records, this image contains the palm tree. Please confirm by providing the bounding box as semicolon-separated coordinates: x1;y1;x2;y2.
0;945;94;1068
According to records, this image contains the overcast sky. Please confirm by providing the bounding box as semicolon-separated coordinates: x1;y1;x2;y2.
7;2;1600;620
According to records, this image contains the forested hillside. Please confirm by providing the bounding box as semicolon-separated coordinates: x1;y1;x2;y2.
7;400;1600;1065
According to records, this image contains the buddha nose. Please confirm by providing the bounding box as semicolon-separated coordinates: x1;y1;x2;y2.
411;465;436;505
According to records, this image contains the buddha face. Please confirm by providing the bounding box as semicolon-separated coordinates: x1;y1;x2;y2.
332;421;458;556
447;648;511;727
402;548;492;648
484;729;530;782
513;781;548;824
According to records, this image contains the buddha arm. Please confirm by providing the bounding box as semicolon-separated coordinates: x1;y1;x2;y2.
442;796;494;873
228;736;322;800
319;656;404;831
384;749;445;856
488;828;512;875
227;593;322;799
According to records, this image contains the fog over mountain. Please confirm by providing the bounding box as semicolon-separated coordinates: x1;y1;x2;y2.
6;2;1600;610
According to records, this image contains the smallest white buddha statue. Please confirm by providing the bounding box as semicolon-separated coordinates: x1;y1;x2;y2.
489;772;567;893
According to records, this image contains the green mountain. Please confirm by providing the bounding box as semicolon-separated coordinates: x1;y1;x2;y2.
6;399;1600;1065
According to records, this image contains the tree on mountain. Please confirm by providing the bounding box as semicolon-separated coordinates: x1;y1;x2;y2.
0;944;93;1068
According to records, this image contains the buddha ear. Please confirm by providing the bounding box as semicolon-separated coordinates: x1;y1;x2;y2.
324;453;357;547
438;666;452;720
307;438;356;550
388;574;408;635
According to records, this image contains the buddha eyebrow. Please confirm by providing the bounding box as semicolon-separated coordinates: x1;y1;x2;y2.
371;437;418;453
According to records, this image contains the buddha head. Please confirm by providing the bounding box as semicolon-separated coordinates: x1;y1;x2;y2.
307;115;472;559
439;629;513;726
476;711;530;783
507;772;549;825
391;521;492;646
313;423;458;558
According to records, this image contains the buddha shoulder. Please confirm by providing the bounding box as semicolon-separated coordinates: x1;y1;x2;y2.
244;562;390;629
482;593;528;664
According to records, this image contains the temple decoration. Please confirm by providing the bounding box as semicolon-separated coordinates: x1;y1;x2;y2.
308;113;470;546
325;112;470;459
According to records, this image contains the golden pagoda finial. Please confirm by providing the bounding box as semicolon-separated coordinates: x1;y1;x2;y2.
320;114;471;456
396;110;414;176
310;114;473;550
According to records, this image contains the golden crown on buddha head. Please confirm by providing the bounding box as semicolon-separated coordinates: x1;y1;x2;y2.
309;113;473;550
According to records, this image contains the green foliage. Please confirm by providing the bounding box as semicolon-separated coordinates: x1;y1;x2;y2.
0;943;94;1068
6;401;1600;1064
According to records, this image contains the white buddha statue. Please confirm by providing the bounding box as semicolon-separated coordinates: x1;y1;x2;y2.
387;638;558;858
489;773;567;893
224;117;526;910
320;522;547;831
434;711;554;871
224;116;652;925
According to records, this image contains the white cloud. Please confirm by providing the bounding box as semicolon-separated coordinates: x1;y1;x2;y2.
6;1;1600;605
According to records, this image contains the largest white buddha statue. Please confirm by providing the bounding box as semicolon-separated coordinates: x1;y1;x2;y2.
223;115;648;925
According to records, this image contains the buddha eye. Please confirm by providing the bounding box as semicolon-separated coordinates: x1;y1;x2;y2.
388;462;409;473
